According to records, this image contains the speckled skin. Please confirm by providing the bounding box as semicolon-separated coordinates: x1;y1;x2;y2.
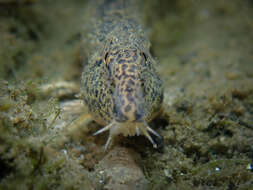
81;0;163;148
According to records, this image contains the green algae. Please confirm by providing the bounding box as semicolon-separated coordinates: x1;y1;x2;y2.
0;80;93;189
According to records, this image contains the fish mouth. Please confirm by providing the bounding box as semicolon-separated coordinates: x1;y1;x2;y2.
93;120;161;149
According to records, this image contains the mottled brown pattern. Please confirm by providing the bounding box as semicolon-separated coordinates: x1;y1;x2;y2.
81;0;163;148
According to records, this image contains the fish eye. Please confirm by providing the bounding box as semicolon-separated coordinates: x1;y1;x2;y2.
104;52;110;69
104;52;109;62
142;52;147;61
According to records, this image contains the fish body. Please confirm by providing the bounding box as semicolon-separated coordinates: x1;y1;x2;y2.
81;0;163;148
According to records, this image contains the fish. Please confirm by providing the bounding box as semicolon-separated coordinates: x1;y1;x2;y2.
81;0;163;149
